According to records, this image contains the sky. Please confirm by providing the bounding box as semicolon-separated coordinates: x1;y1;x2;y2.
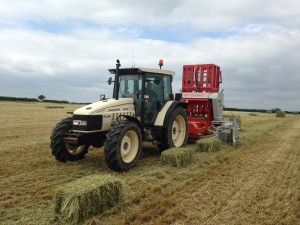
0;0;299;111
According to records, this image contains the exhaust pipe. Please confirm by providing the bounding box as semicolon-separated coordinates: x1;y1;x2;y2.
113;59;121;100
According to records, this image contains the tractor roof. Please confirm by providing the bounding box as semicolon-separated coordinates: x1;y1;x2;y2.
108;67;175;76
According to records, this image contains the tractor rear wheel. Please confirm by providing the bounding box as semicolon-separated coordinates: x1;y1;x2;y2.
104;121;142;171
50;117;89;162
159;107;188;150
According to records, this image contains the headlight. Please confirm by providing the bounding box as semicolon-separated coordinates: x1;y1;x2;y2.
72;115;102;131
73;120;87;126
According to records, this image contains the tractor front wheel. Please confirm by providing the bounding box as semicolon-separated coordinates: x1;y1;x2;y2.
104;121;142;171
50;117;89;162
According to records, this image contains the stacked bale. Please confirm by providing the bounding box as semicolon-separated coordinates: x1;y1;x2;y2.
161;147;194;168
196;137;221;152
276;111;286;117
266;110;272;114
54;174;124;224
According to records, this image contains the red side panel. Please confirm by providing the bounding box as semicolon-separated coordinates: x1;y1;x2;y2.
188;117;209;139
182;98;214;138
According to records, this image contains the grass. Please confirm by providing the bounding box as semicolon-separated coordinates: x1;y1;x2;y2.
0;102;300;224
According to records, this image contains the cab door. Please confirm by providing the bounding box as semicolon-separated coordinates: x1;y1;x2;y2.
143;74;164;125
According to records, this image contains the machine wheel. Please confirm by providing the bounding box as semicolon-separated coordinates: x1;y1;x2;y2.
50;117;89;162
159;107;188;150
104;121;142;171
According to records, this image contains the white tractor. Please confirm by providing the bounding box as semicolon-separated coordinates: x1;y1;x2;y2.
50;60;188;171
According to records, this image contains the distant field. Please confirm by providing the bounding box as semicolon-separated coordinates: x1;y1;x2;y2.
0;101;299;225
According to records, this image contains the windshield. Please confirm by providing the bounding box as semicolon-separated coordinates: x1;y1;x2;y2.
118;75;142;98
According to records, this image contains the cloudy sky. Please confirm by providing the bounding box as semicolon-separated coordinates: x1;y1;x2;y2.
0;0;299;110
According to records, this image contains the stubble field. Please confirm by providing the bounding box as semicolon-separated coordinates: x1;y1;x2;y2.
0;101;299;225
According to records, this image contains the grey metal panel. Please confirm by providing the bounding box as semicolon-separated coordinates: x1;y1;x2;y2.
211;93;224;119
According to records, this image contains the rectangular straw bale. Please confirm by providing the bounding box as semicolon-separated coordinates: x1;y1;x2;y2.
276;111;286;117
196;137;221;152
54;174;124;224
161;147;194;168
266;110;272;114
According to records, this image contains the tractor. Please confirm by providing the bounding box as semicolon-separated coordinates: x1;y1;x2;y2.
50;60;189;171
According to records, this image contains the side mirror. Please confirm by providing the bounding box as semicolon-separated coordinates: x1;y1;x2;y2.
107;77;113;85
175;93;182;101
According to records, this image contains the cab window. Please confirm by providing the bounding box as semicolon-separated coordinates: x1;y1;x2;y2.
163;75;173;100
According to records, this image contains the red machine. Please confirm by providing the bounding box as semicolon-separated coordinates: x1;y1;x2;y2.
180;64;223;139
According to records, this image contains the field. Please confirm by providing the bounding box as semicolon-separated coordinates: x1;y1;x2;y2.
0;101;299;224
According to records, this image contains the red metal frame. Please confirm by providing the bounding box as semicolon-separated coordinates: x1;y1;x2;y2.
181;64;222;138
182;64;221;93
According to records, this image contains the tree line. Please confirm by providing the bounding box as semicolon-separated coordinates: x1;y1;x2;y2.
0;96;69;104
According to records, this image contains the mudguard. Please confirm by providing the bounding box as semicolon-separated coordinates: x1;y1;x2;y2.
154;101;188;128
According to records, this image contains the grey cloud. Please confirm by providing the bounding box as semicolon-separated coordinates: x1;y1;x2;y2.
1;0;300;30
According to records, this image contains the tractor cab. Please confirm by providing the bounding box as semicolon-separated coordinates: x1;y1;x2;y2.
108;67;175;126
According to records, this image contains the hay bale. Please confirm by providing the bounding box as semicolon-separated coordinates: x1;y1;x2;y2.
266;110;272;114
54;174;124;224
249;113;257;116
161;147;194;168
292;112;298;115
276;111;286;117
196;137;221;152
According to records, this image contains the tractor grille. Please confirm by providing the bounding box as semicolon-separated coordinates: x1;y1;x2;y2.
72;115;103;131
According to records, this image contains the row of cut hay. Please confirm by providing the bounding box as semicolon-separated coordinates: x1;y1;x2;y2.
249;113;258;116
161;147;195;168
54;174;124;224
45;106;64;109
276;111;286;117
196;137;221;152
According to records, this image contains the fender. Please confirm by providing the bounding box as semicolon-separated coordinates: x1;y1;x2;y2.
154;101;188;128
118;115;143;131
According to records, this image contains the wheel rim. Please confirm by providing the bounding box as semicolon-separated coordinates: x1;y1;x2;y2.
120;130;139;163
172;115;186;147
66;144;85;155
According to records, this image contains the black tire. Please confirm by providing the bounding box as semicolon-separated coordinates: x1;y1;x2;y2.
159;107;188;151
104;121;142;171
50;117;89;162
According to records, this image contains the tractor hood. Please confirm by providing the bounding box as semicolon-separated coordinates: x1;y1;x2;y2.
73;98;134;116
